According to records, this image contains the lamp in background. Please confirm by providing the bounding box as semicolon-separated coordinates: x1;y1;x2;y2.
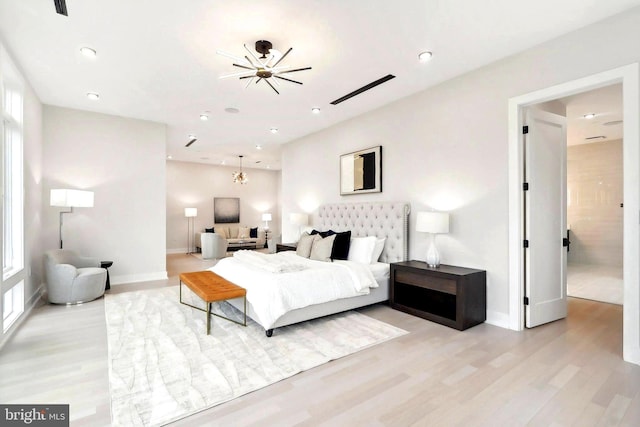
185;208;197;254
289;213;309;241
50;189;94;249
262;212;272;230
262;212;272;248
416;211;450;268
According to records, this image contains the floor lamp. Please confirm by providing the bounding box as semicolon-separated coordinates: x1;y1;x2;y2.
262;213;272;248
50;189;94;249
185;208;197;254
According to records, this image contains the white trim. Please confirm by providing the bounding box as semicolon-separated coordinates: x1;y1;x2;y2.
111;271;168;285
166;248;190;255
0;282;44;351
508;63;640;365
485;310;511;329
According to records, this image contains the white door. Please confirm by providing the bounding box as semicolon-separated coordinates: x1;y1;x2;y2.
524;108;568;327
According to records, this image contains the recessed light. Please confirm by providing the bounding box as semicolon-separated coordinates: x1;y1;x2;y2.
225;107;240;114
583;113;596;119
167;155;173;159
256;144;262;150
86;92;100;100
80;47;97;58
270;128;278;134
418;51;433;63
311;107;321;114
200;114;209;121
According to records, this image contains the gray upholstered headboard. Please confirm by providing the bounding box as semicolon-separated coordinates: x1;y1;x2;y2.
314;202;411;263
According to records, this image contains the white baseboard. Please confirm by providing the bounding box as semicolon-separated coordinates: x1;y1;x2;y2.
111;271;168;286
485;309;511;329
166;248;191;254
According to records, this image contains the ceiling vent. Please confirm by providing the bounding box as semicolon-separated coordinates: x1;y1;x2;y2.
330;74;396;105
54;0;68;16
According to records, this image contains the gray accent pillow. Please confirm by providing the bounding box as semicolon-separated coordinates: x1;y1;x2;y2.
296;232;320;258
310;234;337;262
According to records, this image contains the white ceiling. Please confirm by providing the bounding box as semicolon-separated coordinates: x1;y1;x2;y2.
1;0;639;170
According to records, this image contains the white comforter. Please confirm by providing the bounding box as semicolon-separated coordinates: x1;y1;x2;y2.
210;251;378;329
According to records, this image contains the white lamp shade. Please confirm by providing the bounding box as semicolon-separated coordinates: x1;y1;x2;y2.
50;189;94;207
416;211;450;234
184;208;198;218
262;213;272;222
290;213;309;226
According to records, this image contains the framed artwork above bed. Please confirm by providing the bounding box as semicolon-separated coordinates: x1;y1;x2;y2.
214;197;240;223
340;145;382;195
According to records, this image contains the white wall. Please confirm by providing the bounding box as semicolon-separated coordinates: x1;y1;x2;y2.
42;106;167;284
166;160;281;252
281;8;640;327
567;140;623;266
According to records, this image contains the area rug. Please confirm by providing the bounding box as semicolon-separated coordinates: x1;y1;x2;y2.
104;286;407;426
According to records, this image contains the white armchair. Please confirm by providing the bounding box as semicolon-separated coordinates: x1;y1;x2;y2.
201;233;228;259
44;249;107;304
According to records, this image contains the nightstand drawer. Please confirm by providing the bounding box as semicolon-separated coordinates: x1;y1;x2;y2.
395;270;457;295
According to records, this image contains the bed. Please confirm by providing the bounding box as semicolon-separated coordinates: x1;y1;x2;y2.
211;202;410;336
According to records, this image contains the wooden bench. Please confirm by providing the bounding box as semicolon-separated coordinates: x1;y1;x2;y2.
179;270;247;334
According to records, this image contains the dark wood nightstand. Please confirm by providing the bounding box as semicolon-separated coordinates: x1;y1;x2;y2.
390;261;486;330
276;243;297;253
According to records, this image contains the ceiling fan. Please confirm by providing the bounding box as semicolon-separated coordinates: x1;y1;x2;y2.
217;40;312;94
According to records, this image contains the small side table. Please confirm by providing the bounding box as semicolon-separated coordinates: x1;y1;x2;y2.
101;261;113;290
276;243;297;253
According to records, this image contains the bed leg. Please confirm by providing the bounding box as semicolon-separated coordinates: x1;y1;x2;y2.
265;329;273;337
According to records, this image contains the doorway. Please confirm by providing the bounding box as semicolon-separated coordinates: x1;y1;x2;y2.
507;64;640;364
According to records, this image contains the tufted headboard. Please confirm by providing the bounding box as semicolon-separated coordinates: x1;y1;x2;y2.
314;202;411;263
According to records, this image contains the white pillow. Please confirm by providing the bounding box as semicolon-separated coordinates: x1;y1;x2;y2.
237;226;250;239
310;234;336;262
296;232;320;258
347;236;377;264
370;238;386;263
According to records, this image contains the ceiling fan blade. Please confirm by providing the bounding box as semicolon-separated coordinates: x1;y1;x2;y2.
274;75;303;85
216;50;251;65
271;47;293;68
54;0;68;15
278;66;312;74
244;44;267;67
219;70;257;79
239;75;254;80
244;77;255;88
264;79;280;95
244;55;260;69
233;63;255;71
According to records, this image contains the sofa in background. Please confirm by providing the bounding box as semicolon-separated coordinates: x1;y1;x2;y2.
195;225;266;252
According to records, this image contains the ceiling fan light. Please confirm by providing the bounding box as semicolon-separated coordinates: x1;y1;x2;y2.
418;51;433;63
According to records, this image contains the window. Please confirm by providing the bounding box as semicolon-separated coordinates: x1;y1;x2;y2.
2;280;23;333
1;44;25;336
2;80;24;280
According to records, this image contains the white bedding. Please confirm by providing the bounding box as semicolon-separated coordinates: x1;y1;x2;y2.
210;251;378;329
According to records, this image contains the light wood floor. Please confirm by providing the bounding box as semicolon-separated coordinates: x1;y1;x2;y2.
1;254;638;426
